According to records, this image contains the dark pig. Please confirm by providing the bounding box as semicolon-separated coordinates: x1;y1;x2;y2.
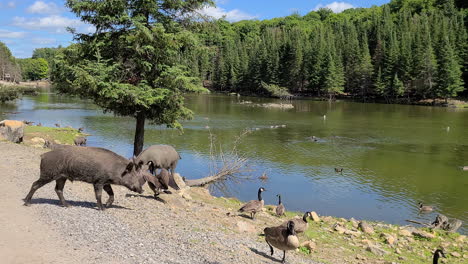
24;146;152;210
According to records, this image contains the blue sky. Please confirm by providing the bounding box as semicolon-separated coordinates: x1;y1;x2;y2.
0;0;390;58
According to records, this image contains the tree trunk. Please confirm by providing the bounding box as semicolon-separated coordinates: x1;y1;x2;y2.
184;173;231;187
133;111;146;157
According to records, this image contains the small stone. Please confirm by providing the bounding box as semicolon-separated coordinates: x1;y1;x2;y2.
300;240;316;251
310;211;320;222
463;254;468;259
358;221;374;234
384;234;396;245
333;223;346;234
412;230;435;239
356;254;366;260
398;256;405;260
399;229;412;237
349;217;359;228
366;245;389;256
451;252;461;258
395;248;401;254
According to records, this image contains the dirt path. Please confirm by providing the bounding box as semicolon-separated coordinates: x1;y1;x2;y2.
0;144;95;264
0;142;320;264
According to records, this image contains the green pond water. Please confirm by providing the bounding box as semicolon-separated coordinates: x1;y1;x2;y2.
1;91;467;233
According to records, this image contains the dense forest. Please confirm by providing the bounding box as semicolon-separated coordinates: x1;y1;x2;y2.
182;0;467;102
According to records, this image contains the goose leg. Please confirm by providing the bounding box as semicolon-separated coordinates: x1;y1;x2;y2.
266;241;274;256
282;250;286;263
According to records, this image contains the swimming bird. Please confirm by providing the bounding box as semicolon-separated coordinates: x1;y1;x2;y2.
78;127;84;132
418;202;433;212
323;115;326;120
54;123;60;128
281;211;312;233
238;187;266;220
432;249;445;264
259;172;268;181
334;168;343;173
275;194;286;217
264;221;299;264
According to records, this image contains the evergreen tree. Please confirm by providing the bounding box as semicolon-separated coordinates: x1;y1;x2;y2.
54;0;210;155
435;36;464;101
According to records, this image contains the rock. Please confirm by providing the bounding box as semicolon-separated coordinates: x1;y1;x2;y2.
236;221;255;233
182;193;192;201
366;245;389;256
173;173;186;189
356;254;366;260
310;211;320;222
463;254;468;259
399;229;412;237
382;234;396;245
349;217;359;228
333;223;346;234
451;252;461;258
412;230;435;239
455;235;466;242
395;248;401;254
300;240;316;251
358;221;374;234
344;229;361;237
0;120;24;143
322;216;334;223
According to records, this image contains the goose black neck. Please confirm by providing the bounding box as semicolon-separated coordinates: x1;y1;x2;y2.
278;195;282;205
303;212;309;222
433;250;442;264
258;189;263;201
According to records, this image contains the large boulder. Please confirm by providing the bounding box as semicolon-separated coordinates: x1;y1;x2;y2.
0;120;24;143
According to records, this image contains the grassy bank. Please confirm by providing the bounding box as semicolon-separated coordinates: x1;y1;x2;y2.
188;189;467;264
0;84;38;102
23;126;85;146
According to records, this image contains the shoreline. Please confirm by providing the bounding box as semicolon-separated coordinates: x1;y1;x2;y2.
0;129;466;263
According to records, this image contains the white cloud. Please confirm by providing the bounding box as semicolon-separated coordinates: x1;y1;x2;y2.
7;1;16;8
27;1;62;15
31;37;56;45
12;15;82;33
0;29;26;38
199;6;257;22
314;2;354;13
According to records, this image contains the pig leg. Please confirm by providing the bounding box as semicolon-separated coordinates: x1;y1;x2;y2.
103;184;114;207
55;177;70;207
24;178;53;206
93;184;105;210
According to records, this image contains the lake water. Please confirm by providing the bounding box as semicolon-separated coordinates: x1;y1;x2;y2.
1;91;467;234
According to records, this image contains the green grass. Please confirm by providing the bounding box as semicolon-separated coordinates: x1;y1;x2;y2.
24;126;84;145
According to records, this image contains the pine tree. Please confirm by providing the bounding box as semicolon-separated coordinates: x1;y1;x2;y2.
435;36;464;101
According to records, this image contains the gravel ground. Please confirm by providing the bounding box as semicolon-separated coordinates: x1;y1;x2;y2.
0;142;321;264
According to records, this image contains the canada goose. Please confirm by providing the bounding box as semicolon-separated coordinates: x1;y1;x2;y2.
432;249;445;264
78;127;84;132
264;220;299;264
334;168;343;173
275;194;286;217
54;123;60;128
281;211;311;233
238;187;266;220
419;202;433;212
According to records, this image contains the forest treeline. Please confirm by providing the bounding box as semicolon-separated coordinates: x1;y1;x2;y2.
0;43;59;82
182;0;467;102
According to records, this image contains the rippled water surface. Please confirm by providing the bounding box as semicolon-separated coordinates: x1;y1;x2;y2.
1;91;467;233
